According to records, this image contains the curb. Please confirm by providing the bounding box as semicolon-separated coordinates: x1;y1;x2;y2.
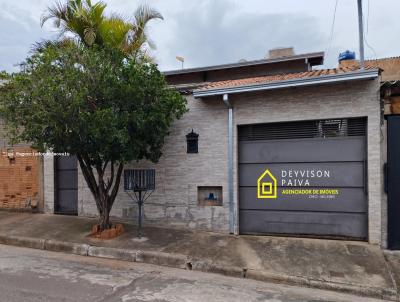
88;246;136;262
0;235;45;250
188;258;244;278
136;250;188;270
0;234;397;301
44;239;89;256
245;269;398;301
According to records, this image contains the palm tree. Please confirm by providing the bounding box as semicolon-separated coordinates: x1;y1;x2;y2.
41;0;163;59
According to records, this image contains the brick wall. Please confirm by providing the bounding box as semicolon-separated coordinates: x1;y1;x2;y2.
0;120;42;211
0;147;41;210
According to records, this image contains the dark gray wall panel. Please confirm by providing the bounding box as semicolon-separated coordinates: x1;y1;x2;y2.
239;187;367;212
239;137;366;163
239;162;364;187
239;210;367;238
55;156;78;215
57;190;78;213
387;116;400;249
56;170;79;189
56;156;79;169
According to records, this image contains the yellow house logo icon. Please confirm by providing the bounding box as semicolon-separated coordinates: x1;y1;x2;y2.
257;169;277;199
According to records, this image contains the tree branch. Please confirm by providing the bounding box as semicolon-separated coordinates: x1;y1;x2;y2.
77;154;102;214
102;159;109;172
108;162;124;212
106;160;115;193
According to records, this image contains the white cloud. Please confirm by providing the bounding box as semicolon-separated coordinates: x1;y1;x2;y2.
0;0;399;72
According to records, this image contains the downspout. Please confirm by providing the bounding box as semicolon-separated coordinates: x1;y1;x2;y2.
223;94;235;234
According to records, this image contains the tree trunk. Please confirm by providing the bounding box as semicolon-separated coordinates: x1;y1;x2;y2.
99;205;111;230
77;154;124;232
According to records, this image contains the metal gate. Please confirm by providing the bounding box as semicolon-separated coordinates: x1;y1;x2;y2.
55;156;78;215
387;115;400;249
238;118;368;239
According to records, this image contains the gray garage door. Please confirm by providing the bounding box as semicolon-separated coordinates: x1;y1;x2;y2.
238;118;367;239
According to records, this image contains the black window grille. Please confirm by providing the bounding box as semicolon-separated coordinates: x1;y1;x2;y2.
124;169;155;192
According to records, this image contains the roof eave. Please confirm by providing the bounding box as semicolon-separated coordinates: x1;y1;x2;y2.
193;69;380;98
163;52;325;76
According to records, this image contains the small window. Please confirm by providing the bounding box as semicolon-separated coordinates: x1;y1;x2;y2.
186;130;199;153
198;186;223;206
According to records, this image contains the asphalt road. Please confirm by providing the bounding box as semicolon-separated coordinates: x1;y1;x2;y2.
0;244;389;302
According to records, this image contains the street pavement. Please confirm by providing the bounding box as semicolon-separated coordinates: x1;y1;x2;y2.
0;244;389;302
0;212;396;300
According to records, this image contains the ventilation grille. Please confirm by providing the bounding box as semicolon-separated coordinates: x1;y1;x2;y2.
238;118;366;141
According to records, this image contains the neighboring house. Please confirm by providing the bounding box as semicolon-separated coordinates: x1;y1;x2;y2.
347;56;400;250
42;47;390;247
339;56;400;81
339;56;400;114
338;56;400;249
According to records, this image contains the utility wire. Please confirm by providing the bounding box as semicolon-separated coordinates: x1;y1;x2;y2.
363;0;377;60
364;33;377;60
325;0;339;62
366;0;370;34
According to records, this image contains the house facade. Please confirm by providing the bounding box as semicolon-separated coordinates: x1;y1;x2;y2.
42;48;390;247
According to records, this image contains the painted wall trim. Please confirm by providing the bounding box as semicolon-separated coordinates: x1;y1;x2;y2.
193;69;380;98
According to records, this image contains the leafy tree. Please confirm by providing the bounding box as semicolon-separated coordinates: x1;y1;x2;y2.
40;0;163;59
0;71;10;80
0;45;187;230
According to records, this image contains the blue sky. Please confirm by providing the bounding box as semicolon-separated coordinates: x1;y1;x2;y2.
0;0;399;72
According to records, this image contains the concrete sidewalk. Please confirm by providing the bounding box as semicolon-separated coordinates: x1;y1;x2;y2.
0;211;398;301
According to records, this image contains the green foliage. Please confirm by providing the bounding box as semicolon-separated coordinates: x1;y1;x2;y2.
0;44;186;229
0;45;186;165
0;71;10;80
3;0;174;230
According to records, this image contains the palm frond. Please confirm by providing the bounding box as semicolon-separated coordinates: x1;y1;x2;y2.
133;4;163;27
41;0;163;60
90;1;106;23
122;4;163;57
40;0;68;27
98;16;131;48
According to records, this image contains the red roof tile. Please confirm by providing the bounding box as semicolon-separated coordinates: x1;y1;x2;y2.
198;66;377;91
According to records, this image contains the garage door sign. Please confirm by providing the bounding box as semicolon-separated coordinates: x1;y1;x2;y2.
257;168;340;200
